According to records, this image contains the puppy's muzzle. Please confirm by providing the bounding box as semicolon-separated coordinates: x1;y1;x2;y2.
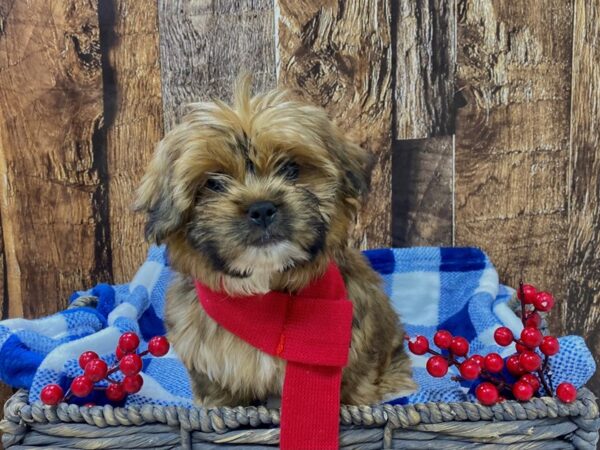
247;201;278;229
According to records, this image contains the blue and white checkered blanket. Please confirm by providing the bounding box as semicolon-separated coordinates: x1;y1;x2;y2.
0;245;594;407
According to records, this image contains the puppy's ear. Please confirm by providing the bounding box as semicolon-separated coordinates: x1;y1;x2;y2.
332;134;373;212
134;140;185;243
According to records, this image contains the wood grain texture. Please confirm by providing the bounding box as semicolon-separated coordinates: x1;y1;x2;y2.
395;0;456;139
158;0;277;131
277;0;394;249
454;0;573;327
0;218;4;320
0;218;8;435
99;0;163;282
392;137;453;246
566;0;600;396
393;0;455;247
0;381;13;436
0;0;111;318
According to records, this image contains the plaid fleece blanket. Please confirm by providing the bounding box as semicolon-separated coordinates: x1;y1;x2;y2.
0;245;594;407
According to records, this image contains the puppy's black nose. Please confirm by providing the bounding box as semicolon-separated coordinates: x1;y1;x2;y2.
247;201;277;228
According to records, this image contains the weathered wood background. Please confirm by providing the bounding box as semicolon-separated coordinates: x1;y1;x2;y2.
0;0;598;425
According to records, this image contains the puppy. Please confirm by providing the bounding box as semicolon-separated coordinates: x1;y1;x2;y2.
135;78;415;406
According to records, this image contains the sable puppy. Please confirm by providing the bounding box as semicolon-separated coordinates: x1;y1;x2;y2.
135;78;415;406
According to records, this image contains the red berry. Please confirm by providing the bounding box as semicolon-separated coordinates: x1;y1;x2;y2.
506;354;524;376
408;335;429;355
459;360;481;380
426;356;449;377
515;342;529;353
106;383;126;401
513;380;534;401
518;284;537;304
520;373;541;392
119;353;143;376
519;351;542;372
450;336;469;356
539;336;560;356
476;382;499;406
433;330;453;349
148;336;170;357
520;327;543;348
484;353;504;373
494;327;514;346
534;292;554;312
78;351;99;370
40;384;64;405
122;374;144;394
470;354;485;368
116;346;126;360
84;359;108;382
525;312;542;328
70;376;94;398
556;382;577;403
118;332;140;354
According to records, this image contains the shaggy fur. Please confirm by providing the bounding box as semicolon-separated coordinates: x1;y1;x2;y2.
135;78;416;406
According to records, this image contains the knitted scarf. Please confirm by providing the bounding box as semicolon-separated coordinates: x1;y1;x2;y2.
194;262;353;449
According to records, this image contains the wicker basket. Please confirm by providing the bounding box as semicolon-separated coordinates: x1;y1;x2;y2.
1;387;598;449
1;298;599;449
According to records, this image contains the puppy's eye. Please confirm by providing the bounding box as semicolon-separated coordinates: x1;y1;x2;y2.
205;178;225;193
278;161;300;181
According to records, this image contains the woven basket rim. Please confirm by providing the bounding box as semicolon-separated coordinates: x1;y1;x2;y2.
2;387;598;435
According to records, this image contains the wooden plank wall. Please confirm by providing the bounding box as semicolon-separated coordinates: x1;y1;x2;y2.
157;0;277;130
277;0;394;248
455;0;574;330
0;0;108;321
0;0;599;428
567;0;600;395
393;0;455;247
99;0;164;283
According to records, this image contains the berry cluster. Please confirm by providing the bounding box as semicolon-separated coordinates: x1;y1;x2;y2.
40;333;170;406
407;283;577;406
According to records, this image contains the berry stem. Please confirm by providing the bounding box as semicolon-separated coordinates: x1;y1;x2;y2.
536;367;552;396
425;347;464;366
108;351;148;378
405;334;467;368
479;370;510;390
542;355;555;393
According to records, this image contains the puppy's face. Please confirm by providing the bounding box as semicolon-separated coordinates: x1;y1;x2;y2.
135;82;370;293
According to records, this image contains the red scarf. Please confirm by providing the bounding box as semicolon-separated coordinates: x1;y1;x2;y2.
195;263;353;449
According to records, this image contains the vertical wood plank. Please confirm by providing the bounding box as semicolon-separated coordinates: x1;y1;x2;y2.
392;137;453;247
393;0;455;247
0;0;110;318
454;0;573;328
0;218;9;429
99;0;163;282
395;0;456;139
158;0;276;132
277;0;393;249
566;0;600;395
0;218;4;320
